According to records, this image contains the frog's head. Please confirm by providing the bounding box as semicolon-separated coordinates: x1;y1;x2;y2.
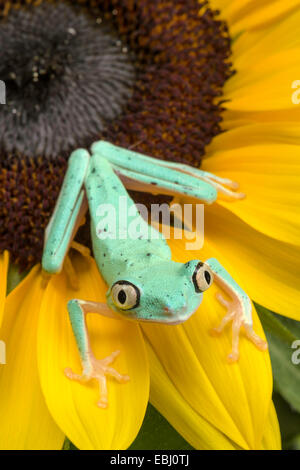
106;260;213;324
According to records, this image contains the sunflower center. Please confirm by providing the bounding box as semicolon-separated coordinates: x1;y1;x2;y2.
0;2;135;157
0;0;234;270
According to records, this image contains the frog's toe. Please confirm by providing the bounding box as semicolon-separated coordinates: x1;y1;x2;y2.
64;351;130;408
227;351;240;364
202;172;245;201
213;292;267;361
91;353;130;408
64;367;89;383
244;324;268;352
210;293;236;336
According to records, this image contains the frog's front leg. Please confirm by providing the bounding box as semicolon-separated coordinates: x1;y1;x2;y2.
65;299;129;408
206;258;268;363
42;149;90;275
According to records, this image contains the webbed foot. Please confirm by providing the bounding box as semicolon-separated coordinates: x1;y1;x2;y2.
211;292;268;363
65;350;130;408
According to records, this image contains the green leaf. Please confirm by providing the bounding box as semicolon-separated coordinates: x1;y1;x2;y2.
273;393;300;450
257;304;300;413
63;437;77;450
129;404;193;450
6;263;28;295
288;434;300;450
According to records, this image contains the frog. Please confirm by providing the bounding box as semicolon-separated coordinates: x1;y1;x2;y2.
42;141;267;408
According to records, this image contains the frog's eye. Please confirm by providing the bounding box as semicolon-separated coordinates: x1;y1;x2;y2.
111;281;140;310
192;262;214;293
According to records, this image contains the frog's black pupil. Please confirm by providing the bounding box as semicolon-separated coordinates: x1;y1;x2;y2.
118;290;127;305
204;271;211;285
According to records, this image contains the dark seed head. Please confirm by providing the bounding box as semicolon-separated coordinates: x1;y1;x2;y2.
0;0;234;270
0;2;135;159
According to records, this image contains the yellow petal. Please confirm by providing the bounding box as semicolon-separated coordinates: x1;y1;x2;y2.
0;251;9;329
0;266;65;450
148;343;281;450
146;342;239;449
203;139;300;245
142;240;273;449
210;0;300;36
214;6;300;123
206;122;300;151
37;253;149;450
222;7;300;111
230;8;300;70
261;402;282;450
222;108;300;130
224;54;300;112
230;1;300;37
227;49;299;94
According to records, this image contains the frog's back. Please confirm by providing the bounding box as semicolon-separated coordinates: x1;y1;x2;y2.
84;154;171;285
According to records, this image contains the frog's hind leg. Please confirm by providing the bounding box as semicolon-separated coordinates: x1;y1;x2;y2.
70;240;91;258
42;149;90;276
91;141;245;204
64;299;129;408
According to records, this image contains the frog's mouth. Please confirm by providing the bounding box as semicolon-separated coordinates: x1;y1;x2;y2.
116;305;199;326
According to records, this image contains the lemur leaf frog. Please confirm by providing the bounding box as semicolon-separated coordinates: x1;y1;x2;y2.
42;141;267;408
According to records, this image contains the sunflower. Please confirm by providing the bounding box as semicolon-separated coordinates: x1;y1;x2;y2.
0;0;298;450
